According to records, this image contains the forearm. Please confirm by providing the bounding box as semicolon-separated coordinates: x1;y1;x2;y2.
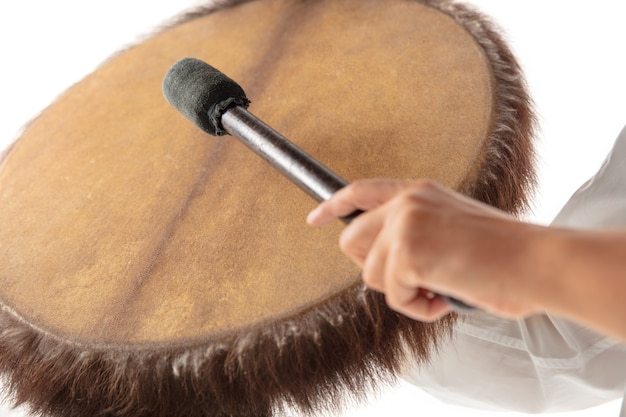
532;228;626;341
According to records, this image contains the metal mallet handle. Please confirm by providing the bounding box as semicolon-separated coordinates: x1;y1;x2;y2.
222;107;362;223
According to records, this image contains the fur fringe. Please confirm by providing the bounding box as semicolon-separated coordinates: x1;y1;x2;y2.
0;0;536;416
433;0;537;214
0;289;455;417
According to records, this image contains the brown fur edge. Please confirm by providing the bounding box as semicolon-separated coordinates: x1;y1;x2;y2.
0;0;536;416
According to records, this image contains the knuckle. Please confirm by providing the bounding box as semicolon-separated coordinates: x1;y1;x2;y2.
347;179;369;196
338;228;366;263
413;179;440;192
338;230;353;254
386;237;407;261
393;193;432;226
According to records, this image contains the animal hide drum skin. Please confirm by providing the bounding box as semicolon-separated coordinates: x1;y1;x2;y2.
0;0;535;416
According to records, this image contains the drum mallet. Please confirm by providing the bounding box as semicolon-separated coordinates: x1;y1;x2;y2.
162;57;475;312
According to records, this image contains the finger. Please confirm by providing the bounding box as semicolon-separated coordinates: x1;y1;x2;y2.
383;275;452;321
359;208;404;292
360;227;389;292
381;274;452;322
306;199;352;227
378;223;452;321
338;207;386;268
400;295;452;322
307;179;412;226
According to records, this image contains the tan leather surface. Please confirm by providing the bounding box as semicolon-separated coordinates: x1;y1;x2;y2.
0;0;493;344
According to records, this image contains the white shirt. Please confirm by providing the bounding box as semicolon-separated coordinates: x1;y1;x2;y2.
403;125;626;414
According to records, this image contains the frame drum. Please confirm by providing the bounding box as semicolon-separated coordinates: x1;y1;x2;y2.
0;0;535;416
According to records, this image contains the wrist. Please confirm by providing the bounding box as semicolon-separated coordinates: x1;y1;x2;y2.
523;226;578;314
509;223;567;315
531;228;626;339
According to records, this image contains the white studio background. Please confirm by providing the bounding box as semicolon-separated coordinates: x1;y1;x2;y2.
0;1;624;416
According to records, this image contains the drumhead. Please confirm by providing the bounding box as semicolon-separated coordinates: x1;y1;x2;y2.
0;1;535;416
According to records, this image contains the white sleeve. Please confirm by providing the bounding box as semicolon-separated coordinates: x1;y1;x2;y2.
402;125;626;413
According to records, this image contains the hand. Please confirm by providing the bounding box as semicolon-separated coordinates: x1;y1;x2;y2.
307;179;544;321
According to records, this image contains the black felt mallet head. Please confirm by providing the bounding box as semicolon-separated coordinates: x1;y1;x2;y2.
163;57;250;136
